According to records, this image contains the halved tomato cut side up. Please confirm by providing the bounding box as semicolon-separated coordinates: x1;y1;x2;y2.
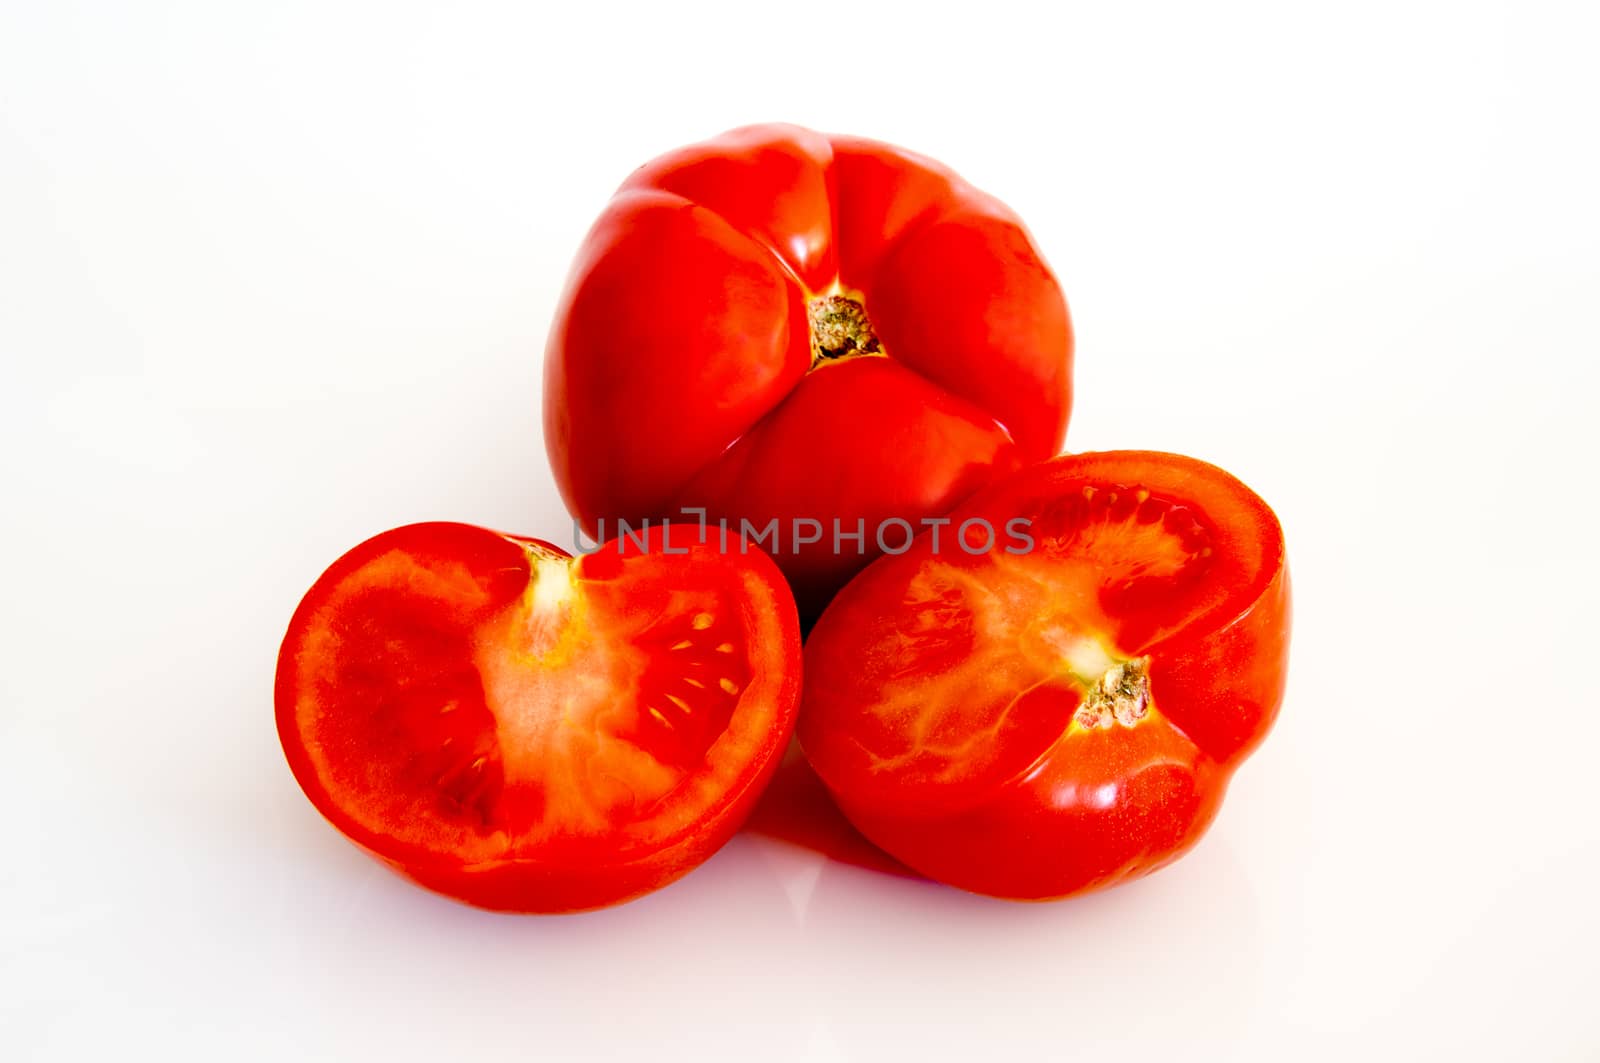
276;522;802;912
799;451;1291;900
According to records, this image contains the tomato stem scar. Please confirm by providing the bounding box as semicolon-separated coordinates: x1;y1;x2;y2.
1073;657;1152;730
808;294;882;366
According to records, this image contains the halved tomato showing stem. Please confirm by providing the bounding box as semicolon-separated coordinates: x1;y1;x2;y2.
799;451;1291;900
275;522;801;912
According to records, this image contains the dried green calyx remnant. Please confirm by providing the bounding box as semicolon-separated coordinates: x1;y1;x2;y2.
1074;657;1152;729
808;295;882;366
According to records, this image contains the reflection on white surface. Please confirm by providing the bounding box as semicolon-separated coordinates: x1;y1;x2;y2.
6;747;1268;1060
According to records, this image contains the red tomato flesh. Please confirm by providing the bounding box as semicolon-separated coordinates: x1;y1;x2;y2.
276;522;801;912
799;451;1291;900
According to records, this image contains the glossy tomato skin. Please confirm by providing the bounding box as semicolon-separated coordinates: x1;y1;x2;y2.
276;522;802;913
799;451;1291;900
545;123;1072;618
831;717;1229;901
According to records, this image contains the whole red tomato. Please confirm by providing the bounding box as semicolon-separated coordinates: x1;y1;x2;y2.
799;451;1291;900
275;522;801;912
544;123;1072;617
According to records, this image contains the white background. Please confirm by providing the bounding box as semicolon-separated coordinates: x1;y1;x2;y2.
4;1;1598;1059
